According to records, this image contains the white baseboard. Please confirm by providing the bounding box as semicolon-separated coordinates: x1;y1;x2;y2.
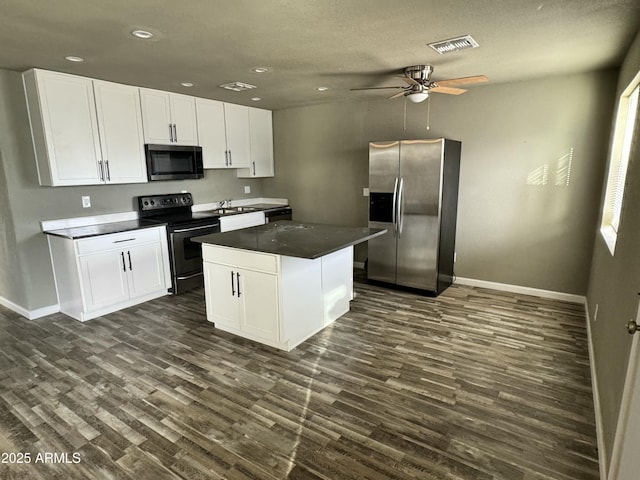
0;295;59;320
584;302;608;480
454;277;586;304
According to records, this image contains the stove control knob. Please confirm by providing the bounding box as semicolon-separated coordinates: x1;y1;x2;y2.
150;200;155;206
143;201;149;206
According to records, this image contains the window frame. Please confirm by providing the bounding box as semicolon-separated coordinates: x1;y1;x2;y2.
600;72;640;255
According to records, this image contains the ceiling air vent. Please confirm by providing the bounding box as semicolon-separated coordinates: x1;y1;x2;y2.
428;35;479;55
218;81;257;92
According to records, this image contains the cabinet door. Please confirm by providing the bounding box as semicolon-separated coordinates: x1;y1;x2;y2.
238;107;274;178
93;81;147;184
79;251;129;312
239;269;280;342
223;103;250;168
28;70;103;185
204;263;240;328
139;88;172;144
126;243;166;299
196;98;229;168
169;94;198;146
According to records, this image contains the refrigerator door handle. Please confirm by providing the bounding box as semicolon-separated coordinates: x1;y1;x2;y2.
397;177;405;235
392;177;399;232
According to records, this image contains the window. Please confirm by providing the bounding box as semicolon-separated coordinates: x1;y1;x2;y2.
601;74;640;255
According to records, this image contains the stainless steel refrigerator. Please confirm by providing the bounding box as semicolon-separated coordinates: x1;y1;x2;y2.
367;138;461;295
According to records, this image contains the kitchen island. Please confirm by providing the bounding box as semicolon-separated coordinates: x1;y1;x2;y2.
193;221;386;351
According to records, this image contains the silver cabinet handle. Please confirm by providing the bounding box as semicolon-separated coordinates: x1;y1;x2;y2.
173;124;178;143
236;272;241;297
231;271;236;296
98;161;105;181
105;160;111;181
121;252;126;272
113;238;136;243
228;150;232;166
127;251;132;270
224;150;229;166
252;161;256;176
168;124;173;142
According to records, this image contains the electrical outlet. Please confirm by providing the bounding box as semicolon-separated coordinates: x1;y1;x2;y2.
363;187;369;197
81;196;91;208
244;185;251;194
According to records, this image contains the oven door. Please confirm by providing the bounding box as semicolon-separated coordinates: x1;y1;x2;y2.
169;222;219;293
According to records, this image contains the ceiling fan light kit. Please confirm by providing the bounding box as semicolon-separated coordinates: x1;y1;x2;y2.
408;92;429;103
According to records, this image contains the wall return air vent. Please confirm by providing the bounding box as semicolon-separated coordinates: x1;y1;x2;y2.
428;35;479;54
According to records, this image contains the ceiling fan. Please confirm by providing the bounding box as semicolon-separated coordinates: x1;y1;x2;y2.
351;65;488;103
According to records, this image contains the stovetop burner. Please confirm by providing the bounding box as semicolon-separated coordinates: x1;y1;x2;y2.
142;211;220;228
137;193;220;230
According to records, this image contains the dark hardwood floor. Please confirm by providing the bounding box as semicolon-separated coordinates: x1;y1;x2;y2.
0;278;599;479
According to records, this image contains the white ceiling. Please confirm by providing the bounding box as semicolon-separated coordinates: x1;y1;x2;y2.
1;0;638;110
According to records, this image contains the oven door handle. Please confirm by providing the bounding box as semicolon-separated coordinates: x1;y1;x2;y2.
172;224;220;233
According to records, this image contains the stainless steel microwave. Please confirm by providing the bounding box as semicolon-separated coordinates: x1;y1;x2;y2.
145;144;204;181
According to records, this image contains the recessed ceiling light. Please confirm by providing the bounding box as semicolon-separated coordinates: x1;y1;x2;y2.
65;55;84;63
316;87;329;91
180;82;194;87
251;97;262;101
251;67;271;74
131;30;154;39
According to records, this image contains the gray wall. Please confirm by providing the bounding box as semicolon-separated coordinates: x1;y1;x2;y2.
0;68;264;311
264;70;616;295
587;30;640;470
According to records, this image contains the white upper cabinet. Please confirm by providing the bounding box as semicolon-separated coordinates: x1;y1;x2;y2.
23;69;148;186
196;98;250;168
93;80;147;184
196;98;231;168
23;69;103;186
237;107;274;178
223;103;251;168
139;88;198;145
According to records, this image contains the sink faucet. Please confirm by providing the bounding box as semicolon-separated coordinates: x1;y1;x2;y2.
218;199;232;208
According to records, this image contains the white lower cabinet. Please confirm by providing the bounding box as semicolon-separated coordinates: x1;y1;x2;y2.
204;262;280;344
48;226;171;322
202;244;353;351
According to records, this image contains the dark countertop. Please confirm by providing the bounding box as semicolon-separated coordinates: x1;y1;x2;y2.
192;221;386;259
43;220;166;239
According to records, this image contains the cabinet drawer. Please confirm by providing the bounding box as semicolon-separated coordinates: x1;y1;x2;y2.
203;245;278;273
76;227;162;255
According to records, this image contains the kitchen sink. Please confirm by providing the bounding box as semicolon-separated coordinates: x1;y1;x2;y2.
210;206;259;215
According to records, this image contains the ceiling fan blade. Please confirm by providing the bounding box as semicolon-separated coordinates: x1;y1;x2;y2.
398;76;420;86
435;75;488;86
389;91;406;99
430;86;467;95
350;86;405;91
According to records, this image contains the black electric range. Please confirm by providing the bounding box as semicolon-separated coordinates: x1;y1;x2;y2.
138;193;220;294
